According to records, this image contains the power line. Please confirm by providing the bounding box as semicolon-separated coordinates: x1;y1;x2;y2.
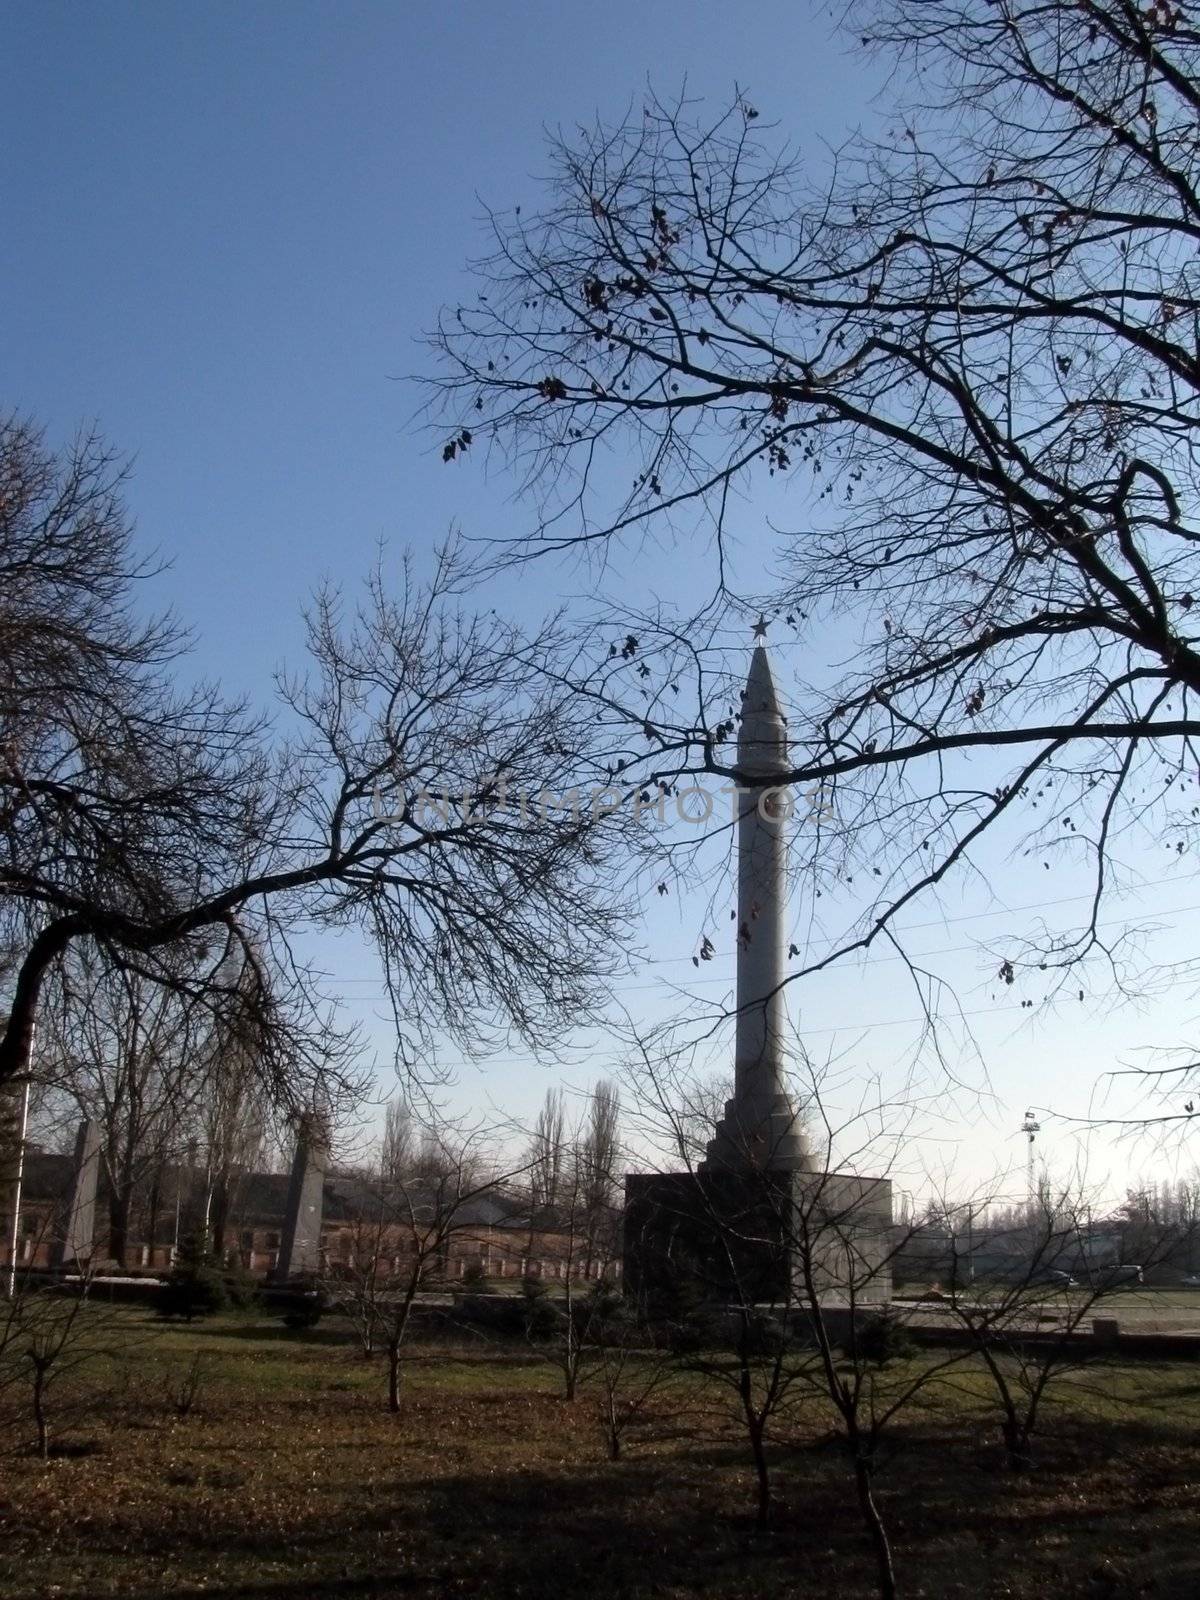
322;870;1194;985
358;994;1112;1079
321;894;1200;1004
654;871;1197;966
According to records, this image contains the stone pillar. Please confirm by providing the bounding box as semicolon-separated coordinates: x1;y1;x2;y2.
703;646;807;1173
273;1117;328;1281
52;1119;102;1270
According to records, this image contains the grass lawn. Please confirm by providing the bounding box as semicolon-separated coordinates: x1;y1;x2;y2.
0;1308;1198;1598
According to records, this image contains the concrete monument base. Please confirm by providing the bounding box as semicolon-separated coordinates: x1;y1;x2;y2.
623;1167;893;1311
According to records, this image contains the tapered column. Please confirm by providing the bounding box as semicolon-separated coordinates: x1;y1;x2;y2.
703;647;807;1173
273;1115;329;1280
52;1119;102;1269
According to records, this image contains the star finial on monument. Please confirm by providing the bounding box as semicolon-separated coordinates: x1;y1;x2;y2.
751;612;769;641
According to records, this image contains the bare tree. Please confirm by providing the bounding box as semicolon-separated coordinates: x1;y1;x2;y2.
622;1038;965;1600
786;1187;952;1600
381;1096;416;1184
40;944;200;1267
431;1;1200;1058
526;1086;567;1272
518;1081;625;1400
322;1117;512;1413
691;1295;808;1531
590;1300;682;1462
328;1223;385;1361
535;1171;606;1403
579;1078;621;1277
938;1182;1185;1468
0;1274;119;1459
528;1088;567;1215
0;419;641;1106
191;1022;270;1259
163;1350;206;1421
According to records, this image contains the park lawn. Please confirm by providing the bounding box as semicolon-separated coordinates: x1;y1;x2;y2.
0;1311;1197;1599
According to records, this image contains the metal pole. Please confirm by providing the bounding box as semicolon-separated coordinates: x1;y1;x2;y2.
967;1207;975;1285
7;914;44;1297
6;1076;31;1299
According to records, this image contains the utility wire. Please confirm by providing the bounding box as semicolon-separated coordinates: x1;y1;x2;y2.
324;870;1192;984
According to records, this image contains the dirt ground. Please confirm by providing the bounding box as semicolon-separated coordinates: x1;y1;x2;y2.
0;1311;1197;1600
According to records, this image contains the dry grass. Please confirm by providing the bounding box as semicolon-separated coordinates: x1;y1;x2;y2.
0;1309;1197;1599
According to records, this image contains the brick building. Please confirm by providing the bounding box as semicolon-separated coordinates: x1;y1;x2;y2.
0;1146;617;1283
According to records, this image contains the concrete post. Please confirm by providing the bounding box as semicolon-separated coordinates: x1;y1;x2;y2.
273;1117;329;1281
52;1119;102;1270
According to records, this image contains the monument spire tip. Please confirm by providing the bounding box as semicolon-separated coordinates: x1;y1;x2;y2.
744;641;781;718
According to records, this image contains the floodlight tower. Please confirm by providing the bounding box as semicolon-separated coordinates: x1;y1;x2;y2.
1020;1108;1041;1202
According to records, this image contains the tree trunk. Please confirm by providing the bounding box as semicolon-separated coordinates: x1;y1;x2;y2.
210;1174;230;1258
853;1454;896;1600
562;1277;579;1401
109;1180;135;1270
146;1169;162;1265
388;1341;401;1414
736;1334;771;1530
32;1365;49;1460
1001;1414;1032;1471
749;1420;771;1529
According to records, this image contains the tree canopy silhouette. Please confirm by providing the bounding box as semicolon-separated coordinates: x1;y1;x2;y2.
0;417;638;1097
431;0;1200;1018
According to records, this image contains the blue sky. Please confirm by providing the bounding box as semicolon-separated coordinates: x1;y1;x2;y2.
3;0;879;681
4;2;1197;1196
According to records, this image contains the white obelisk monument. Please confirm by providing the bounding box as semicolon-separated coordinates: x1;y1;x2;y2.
702;636;808;1173
622;631;892;1305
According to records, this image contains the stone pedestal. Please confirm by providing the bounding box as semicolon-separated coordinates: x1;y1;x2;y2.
623;1167;893;1311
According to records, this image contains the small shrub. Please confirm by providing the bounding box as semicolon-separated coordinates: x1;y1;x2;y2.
521;1277;559;1341
461;1261;489;1290
158;1239;228;1322
281;1296;323;1331
453;1294;528;1337
741;1309;787;1358
662;1299;721;1356
165;1353;206;1419
222;1259;260;1311
582;1281;624;1323
666;1318;706;1356
855;1309;917;1368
